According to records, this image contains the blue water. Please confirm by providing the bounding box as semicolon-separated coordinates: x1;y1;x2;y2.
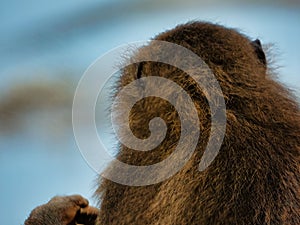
0;1;299;224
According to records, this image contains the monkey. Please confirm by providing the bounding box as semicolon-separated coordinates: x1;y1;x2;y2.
25;21;300;225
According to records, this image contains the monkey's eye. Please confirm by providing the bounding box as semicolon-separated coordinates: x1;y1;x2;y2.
136;62;144;79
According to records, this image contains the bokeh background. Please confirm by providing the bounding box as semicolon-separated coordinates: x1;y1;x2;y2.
0;0;299;224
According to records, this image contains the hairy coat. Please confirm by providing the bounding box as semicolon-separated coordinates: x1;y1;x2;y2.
96;22;300;225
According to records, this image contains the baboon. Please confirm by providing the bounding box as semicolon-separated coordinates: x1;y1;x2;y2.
25;22;300;225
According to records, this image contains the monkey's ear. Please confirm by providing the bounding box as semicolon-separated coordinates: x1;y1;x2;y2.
251;39;266;66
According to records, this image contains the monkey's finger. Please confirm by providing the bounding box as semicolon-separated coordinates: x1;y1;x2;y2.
75;206;99;225
68;194;89;208
80;206;99;215
48;195;89;208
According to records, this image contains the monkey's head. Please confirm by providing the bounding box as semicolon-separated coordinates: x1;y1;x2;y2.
111;21;295;176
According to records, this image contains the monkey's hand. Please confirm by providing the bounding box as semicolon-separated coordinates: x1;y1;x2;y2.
24;195;99;225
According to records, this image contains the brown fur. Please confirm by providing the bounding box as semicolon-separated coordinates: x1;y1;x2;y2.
25;22;300;225
96;22;300;225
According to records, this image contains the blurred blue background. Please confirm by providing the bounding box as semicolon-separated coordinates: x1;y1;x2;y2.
0;0;299;224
